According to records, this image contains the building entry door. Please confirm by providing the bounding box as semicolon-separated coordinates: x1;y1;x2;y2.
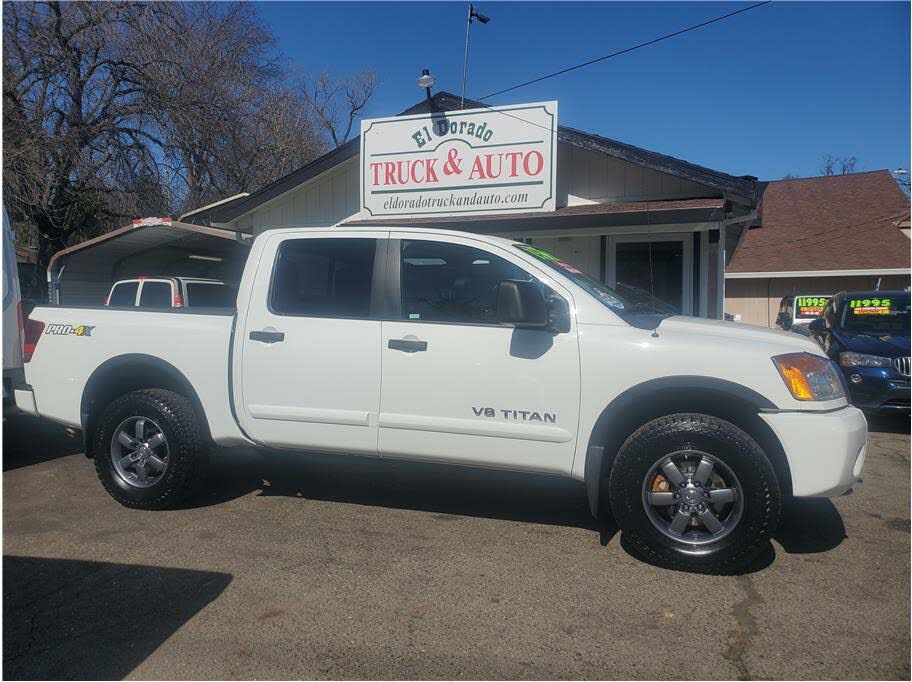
607;233;693;315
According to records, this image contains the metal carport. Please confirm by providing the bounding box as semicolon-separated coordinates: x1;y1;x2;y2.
47;218;251;306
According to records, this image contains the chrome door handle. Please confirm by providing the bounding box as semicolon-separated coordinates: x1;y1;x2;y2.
249;330;285;343
388;339;427;353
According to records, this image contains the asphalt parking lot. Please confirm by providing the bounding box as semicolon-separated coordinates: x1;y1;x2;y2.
3;413;910;680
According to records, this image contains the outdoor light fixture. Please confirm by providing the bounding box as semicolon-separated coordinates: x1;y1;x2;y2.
188;254;223;262
470;5;490;23
417;68;436;99
462;3;491;108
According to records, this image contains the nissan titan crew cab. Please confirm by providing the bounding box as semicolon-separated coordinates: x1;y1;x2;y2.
15;227;868;573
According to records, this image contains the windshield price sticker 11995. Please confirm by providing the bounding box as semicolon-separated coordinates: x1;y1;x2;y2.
849;298;892;315
796;296;830;317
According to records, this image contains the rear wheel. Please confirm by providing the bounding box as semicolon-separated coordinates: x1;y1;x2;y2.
93;389;204;509
608;413;780;573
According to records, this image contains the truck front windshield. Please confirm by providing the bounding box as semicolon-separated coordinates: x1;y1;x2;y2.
839;293;910;334
515;244;675;320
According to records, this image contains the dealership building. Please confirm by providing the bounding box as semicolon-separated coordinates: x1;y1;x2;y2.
176;92;759;319
725;170;911;327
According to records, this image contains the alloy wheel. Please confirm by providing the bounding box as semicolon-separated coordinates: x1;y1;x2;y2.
641;449;743;546
110;416;170;489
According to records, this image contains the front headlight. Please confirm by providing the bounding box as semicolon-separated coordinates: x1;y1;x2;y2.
772;352;846;401
839;352;892;368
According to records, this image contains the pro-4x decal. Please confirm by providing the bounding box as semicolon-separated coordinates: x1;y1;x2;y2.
45;324;95;337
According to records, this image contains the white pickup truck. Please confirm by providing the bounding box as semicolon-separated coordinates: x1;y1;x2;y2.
15;227;867;572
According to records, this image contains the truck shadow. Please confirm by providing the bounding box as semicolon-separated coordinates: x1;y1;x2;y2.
191;446;599;531
617;495;846;574
2;414;83;471
775;497;847;553
3;555;231;680
189;447;847;572
866;412;911;435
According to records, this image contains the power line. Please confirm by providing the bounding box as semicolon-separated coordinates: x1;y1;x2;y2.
478;1;773;101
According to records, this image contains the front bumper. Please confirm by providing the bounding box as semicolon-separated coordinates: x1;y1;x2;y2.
840;366;910;412
760;406;867;497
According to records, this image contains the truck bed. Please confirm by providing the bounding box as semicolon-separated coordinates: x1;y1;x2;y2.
20;305;248;446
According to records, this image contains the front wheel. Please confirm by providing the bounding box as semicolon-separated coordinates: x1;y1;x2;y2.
93;389;205;510
608;413;781;574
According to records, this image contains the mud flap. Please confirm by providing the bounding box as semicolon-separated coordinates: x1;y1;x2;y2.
584;445;604;519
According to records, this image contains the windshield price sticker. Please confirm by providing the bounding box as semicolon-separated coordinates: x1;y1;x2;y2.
520;246;584;275
849;298;892;315
795;296;830;317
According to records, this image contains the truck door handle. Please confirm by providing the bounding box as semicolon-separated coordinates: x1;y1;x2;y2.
249;330;285;343
388;338;427;353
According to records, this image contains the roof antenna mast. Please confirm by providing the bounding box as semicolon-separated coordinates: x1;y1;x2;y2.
461;3;490;109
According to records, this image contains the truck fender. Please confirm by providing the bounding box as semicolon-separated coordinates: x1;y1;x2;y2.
584;376;780;519
80;353;210;457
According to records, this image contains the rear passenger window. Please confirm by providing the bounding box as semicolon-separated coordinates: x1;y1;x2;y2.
270;238;375;318
108;282;138;306
138;281;173;308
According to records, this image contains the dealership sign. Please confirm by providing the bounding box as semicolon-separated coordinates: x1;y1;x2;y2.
360;101;558;219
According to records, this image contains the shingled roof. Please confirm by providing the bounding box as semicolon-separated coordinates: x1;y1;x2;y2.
198;91;756;224
727;170;911;274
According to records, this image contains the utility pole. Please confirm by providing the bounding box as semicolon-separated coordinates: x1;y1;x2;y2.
461;3;490;109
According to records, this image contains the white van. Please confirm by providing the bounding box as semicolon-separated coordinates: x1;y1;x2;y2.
2;208;24;405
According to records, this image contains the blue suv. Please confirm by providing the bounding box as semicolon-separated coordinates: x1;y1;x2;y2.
809;291;910;413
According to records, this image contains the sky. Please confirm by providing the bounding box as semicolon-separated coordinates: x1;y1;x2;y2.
257;1;911;182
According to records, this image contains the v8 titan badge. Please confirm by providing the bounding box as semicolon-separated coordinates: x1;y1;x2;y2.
45;323;95;337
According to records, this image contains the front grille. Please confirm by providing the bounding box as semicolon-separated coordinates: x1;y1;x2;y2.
893;357;911;376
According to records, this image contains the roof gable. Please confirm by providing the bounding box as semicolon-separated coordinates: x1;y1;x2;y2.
727;170;911;274
204;91;756;224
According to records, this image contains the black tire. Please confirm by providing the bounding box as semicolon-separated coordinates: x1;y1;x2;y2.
608;413;780;574
93;389;204;510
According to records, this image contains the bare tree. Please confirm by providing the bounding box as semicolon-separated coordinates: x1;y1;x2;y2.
820;155;858;176
133;2;327;213
302;69;378;148
3;1;379;294
3;1;166;294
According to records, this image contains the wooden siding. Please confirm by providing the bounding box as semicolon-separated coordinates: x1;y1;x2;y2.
558;144;717;206
227;142;720;233
232;157;361;234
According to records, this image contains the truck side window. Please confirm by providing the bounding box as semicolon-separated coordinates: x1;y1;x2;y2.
400;240;535;325
138;281;173;308
108;282;138;306
270;238;375;318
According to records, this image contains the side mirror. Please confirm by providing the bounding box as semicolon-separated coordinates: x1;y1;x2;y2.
776;312;792;329
497;280;548;328
808;317;829;333
546;294;571;333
